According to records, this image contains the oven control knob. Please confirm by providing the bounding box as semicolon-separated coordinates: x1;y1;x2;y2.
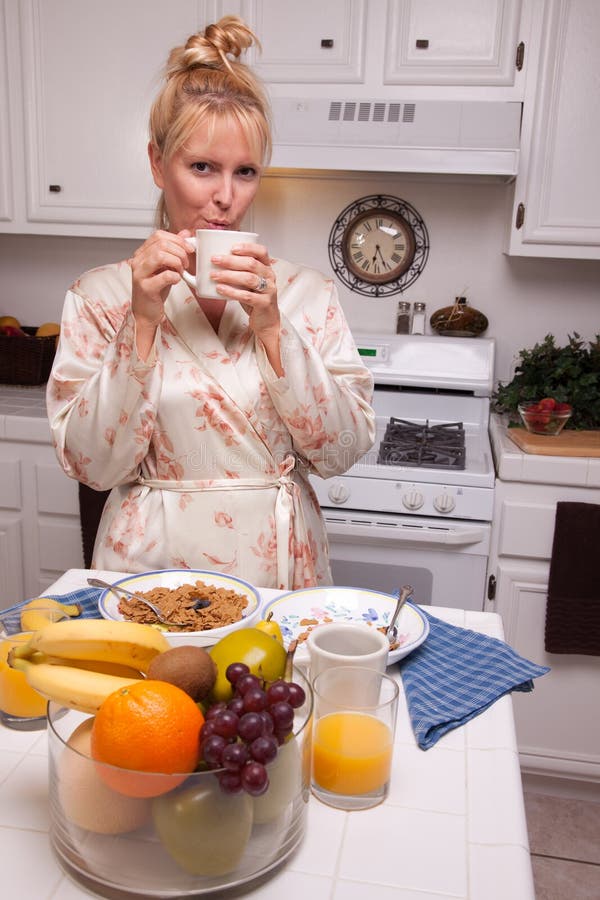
402;490;424;510
328;481;350;505
434;493;456;514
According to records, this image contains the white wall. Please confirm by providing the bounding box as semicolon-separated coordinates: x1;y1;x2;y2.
1;170;599;386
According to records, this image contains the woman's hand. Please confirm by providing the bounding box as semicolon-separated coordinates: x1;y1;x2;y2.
128;229;192;357
210;242;283;374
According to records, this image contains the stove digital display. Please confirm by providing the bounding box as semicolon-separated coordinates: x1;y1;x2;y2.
356;343;390;363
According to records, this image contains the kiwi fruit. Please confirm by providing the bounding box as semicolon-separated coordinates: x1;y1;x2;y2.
147;645;217;701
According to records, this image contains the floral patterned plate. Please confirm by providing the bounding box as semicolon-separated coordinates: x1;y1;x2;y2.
262;586;429;666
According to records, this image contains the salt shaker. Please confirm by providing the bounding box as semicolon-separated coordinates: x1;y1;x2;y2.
395;301;411;334
411;302;426;334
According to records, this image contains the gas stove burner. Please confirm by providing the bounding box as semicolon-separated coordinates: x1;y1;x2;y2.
378;417;466;470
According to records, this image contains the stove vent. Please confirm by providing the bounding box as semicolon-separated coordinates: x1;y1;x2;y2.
269;98;522;177
328;100;416;124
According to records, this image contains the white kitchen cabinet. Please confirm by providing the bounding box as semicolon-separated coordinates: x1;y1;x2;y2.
506;0;600;258
0;398;84;608
240;0;367;84
487;417;600;789
2;0;206;238
0;0;14;223
384;0;523;87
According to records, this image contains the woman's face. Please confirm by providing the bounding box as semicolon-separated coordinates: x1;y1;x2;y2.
149;115;263;233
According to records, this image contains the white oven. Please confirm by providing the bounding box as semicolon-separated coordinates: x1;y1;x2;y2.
310;333;496;611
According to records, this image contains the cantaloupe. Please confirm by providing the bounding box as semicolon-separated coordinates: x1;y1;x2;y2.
58;717;151;834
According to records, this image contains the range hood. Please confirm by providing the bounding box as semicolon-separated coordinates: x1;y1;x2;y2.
269;99;521;177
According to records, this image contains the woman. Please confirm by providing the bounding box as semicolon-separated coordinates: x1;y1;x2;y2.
47;17;375;590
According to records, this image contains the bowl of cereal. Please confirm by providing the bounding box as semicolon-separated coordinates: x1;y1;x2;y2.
97;569;261;647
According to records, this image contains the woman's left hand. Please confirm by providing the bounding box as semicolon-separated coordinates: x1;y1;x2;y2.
210;241;283;374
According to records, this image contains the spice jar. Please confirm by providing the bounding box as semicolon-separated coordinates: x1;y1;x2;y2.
410;302;426;335
430;296;488;337
395;301;411;334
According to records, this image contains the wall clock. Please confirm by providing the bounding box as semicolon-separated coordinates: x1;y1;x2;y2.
328;194;429;298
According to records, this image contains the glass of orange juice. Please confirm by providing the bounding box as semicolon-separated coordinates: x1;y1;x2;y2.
311;666;399;810
0;606;67;731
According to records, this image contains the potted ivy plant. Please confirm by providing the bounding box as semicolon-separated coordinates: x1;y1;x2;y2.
493;333;600;430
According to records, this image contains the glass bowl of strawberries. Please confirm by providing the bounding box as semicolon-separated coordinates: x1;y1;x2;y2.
518;398;572;435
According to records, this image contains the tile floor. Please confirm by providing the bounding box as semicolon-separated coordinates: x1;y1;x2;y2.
523;791;600;899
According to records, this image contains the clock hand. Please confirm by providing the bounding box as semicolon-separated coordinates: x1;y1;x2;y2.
375;244;391;269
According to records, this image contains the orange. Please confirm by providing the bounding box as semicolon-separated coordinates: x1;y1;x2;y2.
0;315;21;330
91;680;204;798
35;322;60;337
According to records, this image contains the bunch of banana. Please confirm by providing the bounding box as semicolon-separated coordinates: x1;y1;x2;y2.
20;596;83;631
8;619;170;714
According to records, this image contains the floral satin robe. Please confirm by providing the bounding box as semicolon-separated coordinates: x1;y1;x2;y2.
47;258;375;590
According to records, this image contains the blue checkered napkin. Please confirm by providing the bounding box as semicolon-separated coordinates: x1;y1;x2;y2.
0;588;103;635
399;610;550;750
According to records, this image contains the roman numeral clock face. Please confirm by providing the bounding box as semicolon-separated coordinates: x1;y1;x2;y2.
345;211;415;284
328;195;429;298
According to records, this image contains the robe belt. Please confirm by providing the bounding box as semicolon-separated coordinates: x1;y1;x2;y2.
135;455;300;590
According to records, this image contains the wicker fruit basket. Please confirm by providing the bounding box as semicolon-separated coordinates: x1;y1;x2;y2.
0;327;58;385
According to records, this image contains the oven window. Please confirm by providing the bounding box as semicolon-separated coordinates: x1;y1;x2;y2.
329;559;433;606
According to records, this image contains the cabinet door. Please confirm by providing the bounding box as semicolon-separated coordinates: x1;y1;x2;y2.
506;0;600;258
384;0;522;86
494;559;600;782
241;0;366;84
19;0;202;232
0;0;13;222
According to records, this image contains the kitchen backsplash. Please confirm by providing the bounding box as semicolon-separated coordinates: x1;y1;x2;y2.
1;171;599;385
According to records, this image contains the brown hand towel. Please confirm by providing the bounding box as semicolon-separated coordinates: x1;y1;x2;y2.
545;501;600;656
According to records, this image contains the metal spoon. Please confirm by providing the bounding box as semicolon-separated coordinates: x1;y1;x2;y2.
87;577;209;627
386;584;413;645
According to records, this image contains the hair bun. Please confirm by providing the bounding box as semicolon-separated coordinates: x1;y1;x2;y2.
167;16;259;77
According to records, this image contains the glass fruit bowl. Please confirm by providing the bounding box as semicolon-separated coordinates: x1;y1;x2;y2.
47;666;312;899
518;400;572;436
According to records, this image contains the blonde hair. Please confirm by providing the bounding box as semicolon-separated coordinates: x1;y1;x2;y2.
149;16;272;230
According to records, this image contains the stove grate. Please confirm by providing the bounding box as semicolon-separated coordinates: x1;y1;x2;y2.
377;418;466;470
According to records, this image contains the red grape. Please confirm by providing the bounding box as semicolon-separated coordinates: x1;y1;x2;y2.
238;712;263;743
202;734;227;767
270;701;294;733
266;680;290;705
218;771;243;794
222;742;249;772
240;761;269;796
287;683;306;709
242;687;268;713
225;662;250;685
235;673;262;695
213;710;239;740
250;735;278;764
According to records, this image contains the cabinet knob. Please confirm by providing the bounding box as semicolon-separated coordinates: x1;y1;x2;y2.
320;39;334;48
49;185;62;193
415;39;429;49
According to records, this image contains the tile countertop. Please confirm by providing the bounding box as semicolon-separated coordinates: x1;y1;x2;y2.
0;569;536;900
0;383;52;443
490;413;600;488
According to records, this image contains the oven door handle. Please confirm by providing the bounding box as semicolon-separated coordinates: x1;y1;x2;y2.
323;518;488;547
398;525;487;546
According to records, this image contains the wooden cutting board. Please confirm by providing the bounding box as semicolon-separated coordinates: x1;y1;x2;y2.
507;427;600;457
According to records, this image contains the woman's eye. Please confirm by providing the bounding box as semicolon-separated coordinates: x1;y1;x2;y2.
237;166;258;178
191;162;210;173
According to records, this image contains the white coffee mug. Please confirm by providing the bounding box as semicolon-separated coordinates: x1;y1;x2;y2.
182;229;258;300
306;622;389;684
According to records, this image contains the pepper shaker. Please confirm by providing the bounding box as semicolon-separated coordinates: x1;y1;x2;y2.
411;302;426;335
395;300;411;334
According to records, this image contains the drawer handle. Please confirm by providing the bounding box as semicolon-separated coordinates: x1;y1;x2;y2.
321;39;334;48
